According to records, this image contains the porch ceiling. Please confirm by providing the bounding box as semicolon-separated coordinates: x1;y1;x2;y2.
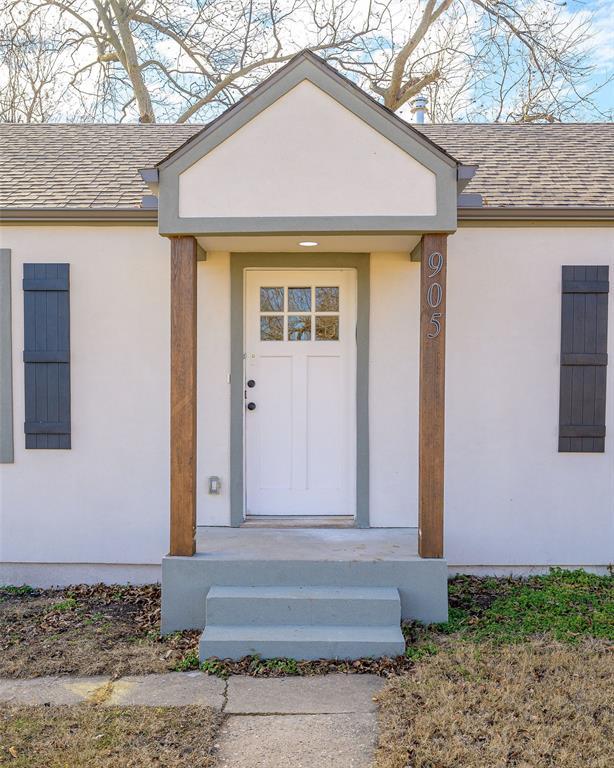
196;233;422;253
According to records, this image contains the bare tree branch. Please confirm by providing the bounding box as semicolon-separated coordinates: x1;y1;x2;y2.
0;0;610;124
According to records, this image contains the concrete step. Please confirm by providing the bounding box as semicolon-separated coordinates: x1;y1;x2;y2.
200;585;405;660
205;585;401;627
199;624;405;661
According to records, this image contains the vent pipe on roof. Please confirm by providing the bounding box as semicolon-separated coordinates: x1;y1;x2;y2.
411;96;428;125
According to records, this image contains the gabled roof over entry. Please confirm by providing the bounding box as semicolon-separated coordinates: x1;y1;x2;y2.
154;51;467;236
156;52;461;170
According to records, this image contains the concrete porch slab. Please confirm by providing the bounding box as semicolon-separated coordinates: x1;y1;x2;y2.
194;526;419;559
162;527;447;634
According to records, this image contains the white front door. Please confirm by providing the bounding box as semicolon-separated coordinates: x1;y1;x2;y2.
245;269;357;517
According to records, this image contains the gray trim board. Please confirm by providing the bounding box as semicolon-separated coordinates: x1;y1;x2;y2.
459;207;614;222
158;52;458;236
4;206;614;226
0;249;13;463
0;208;158;224
230;253;370;527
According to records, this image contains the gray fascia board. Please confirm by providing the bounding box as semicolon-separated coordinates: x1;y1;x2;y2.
159;215;457;237
158;53;458;237
139;168;159;183
458;193;483;208
457;164;478;193
0;208;158;223
458;206;614;222
0;249;14;463
140;195;159;210
3;205;613;227
458;164;478;178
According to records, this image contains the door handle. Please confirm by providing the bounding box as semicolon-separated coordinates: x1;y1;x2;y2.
247;402;256;411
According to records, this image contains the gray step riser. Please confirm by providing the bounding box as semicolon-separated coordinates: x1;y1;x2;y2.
206;596;400;627
200;640;405;661
200;627;405;661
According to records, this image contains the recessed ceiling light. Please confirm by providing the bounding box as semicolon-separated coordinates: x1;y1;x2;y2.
298;241;319;247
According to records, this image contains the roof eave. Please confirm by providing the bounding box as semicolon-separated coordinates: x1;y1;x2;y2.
459;206;614;222
0;208;158;223
2;205;614;225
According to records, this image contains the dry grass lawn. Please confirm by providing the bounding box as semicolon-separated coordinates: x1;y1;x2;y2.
375;640;613;768
0;704;222;768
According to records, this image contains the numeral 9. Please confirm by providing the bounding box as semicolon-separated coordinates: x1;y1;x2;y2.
427;251;443;278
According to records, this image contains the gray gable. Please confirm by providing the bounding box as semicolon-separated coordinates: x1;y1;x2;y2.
154;51;461;236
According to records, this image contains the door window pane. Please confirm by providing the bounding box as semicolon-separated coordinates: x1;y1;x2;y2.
288;287;311;312
260;287;284;312
315;316;339;340
260;315;284;341
315;287;339;312
288;315;311;341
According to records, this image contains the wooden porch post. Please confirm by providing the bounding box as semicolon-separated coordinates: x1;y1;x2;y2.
418;233;447;558
170;236;197;556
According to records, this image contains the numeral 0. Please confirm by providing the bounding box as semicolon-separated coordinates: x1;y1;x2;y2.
427;282;442;309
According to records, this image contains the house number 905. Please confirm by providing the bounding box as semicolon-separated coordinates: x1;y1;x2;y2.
426;250;444;339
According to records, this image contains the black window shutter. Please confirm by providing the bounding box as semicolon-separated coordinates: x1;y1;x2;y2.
23;264;71;449
559;265;609;453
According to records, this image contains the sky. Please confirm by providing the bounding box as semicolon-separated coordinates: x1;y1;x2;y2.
577;0;614;114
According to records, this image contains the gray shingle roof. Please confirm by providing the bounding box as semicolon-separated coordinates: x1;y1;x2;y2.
1;121;613;211
418;123;614;208
0;124;202;210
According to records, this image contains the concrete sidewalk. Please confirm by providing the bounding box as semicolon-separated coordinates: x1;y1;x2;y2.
0;672;385;767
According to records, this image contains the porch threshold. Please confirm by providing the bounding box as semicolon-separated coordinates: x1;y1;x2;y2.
241;515;355;529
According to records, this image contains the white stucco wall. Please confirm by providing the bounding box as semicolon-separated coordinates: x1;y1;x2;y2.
196;251;231;526
178;80;437;219
1;224;612;577
445;226;614;568
0;226;171;568
369;253;420;527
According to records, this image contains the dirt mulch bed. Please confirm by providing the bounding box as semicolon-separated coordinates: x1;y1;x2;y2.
0;704;222;768
375;639;614;768
0;583;418;679
1;571;611;679
0;584;198;679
